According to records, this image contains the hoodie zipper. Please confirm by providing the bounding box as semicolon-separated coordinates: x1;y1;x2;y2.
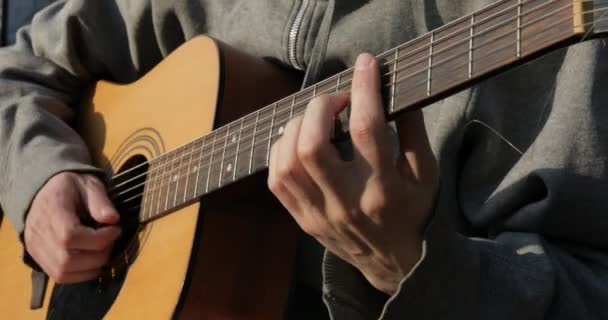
288;0;310;70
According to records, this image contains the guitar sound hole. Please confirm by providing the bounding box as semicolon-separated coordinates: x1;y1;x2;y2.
47;155;149;320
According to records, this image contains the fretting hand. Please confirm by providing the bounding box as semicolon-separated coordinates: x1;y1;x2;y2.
268;53;439;295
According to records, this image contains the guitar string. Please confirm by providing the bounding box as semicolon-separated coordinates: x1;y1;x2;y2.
115;1;601;198
106;0;571;188
114;13;571;202
117;7;607;208
110;0;607;191
117;13;573;206
114;5;605;205
109;3;597;200
118;14;608;217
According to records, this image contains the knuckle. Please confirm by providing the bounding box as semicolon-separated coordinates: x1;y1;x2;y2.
363;194;389;216
276;159;299;182
55;251;73;274
84;174;104;189
267;175;283;194
52;271;67;284
300;221;321;239
57;225;77;248
297;140;324;163
276;162;291;179
330;210;357;226
350;119;377;143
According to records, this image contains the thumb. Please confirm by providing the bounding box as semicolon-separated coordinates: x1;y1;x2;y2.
80;176;120;225
394;109;437;184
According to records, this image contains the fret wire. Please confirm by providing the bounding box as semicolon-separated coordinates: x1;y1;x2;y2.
140;160;149;220
143;158;159;220
469;14;475;78
289;95;295;120
233;117;244;181
331;73;343;140
151;157;166;218
427;32;434;96
205;132;218;193
390;48;399;112
517;0;522;57
266;103;278;166
155;153;170;217
145;159;156;219
248;110;261;174
140;176;148;221
183;142;194;203
193;136;207;198
218;126;230;187
164;150;178;212
173;145;186;207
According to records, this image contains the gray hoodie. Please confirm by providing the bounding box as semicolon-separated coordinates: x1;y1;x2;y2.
0;0;607;319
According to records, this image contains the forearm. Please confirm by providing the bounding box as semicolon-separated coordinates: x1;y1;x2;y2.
0;0;174;233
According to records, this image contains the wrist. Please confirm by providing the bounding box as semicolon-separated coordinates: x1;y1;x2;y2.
363;235;424;295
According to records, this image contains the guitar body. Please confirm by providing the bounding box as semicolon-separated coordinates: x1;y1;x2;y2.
0;36;300;319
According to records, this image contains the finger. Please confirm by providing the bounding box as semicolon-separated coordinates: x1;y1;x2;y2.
44;241;110;283
58;248;112;273
49;187;120;251
24;226;57;276
66;225;121;251
349;53;393;172
79;175;120;225
298;93;349;192
394;109;437;183
48;182;93;247
268;136;300;215
53;269;103;284
278;116;324;209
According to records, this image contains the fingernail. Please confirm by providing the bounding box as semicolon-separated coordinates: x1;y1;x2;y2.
356;53;373;70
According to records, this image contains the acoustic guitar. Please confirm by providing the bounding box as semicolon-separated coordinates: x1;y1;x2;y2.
0;0;606;318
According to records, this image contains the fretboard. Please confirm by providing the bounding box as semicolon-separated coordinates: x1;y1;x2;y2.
132;0;599;223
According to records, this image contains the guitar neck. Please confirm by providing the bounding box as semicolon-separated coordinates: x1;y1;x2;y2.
136;0;604;223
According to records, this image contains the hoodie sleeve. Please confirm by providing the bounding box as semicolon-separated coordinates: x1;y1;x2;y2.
0;0;189;234
322;170;608;320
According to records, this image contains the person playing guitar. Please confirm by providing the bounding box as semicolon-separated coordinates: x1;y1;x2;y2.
0;0;607;319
